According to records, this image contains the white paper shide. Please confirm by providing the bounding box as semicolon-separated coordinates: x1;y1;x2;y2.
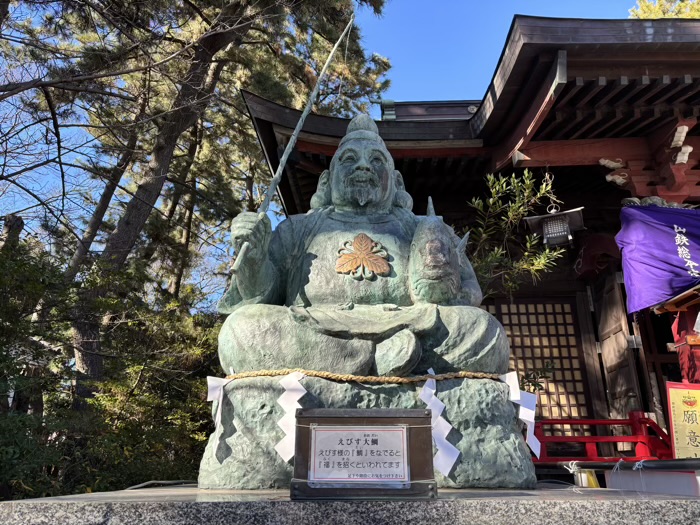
274;371;307;462
420;368;460;477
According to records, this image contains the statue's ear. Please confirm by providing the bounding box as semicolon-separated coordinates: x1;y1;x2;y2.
392;170;413;211
310;170;331;209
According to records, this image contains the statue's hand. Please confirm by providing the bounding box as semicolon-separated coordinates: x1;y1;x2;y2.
230;212;272;298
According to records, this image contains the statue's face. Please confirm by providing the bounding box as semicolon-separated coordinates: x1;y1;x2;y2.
329;138;395;212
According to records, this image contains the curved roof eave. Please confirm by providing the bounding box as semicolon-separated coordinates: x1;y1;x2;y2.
471;15;700;142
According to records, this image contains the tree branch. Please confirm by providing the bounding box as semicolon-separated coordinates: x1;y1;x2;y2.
3;177;82;243
183;0;213;25
40;86;67;216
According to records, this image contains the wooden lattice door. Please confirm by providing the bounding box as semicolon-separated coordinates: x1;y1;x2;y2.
485;298;594;437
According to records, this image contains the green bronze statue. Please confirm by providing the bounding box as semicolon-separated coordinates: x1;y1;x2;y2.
198;114;536;489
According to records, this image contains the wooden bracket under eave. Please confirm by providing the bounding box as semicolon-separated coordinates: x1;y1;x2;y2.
491;50;568;173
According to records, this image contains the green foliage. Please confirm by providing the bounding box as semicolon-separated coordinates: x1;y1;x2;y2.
0;239;69;499
0;413;62;499
0;238;63;348
0;231;218;502
0;237;69;414
630;0;700;18
71;305;218;494
519;361;554;393
0;262;219;499
467;170;566;298
0;0;394;502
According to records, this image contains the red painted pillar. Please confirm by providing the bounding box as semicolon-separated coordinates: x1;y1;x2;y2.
629;410;652;458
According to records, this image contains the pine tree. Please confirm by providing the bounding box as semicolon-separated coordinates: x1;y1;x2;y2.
0;1;391;499
630;0;700;18
0;0;390;392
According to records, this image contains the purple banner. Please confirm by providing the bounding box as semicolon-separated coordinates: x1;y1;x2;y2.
616;206;700;313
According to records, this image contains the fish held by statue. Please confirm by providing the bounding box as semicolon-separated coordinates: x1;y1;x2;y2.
409;197;469;305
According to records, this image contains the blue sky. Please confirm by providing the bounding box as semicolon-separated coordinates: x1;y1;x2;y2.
356;0;636;109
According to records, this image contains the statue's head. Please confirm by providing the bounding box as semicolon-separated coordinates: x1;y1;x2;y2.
310;114;412;212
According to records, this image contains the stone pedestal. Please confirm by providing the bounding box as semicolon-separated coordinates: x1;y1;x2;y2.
198;376;535;489
3;485;700;525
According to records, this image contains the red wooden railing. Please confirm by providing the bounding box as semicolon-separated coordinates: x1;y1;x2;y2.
533;410;673;463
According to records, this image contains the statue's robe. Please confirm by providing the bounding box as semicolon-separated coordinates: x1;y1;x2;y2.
219;207;417;311
217;206;508;376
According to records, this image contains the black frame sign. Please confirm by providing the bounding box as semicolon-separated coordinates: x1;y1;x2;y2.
291;408;436;500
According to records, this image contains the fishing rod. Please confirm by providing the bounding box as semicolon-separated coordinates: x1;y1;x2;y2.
232;13;355;273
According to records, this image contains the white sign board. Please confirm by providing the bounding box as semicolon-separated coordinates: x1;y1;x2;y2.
308;425;409;483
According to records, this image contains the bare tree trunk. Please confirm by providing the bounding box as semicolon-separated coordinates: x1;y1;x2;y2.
72;318;103;402
71;3;256;388
167;174;196;298
141;121;201;263
0;214;23;252
64;94;147;284
11;366;44;415
63;153;132;280
0;2;10;32
245;176;256;212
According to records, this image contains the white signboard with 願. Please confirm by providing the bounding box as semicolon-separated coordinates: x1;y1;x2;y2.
308;425;409;485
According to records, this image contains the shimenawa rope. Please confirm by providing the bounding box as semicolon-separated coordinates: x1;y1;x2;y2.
224;368;500;384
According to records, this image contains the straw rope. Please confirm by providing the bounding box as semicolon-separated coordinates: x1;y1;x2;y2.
224;368;500;384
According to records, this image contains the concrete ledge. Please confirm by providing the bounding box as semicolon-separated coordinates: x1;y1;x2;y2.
2;485;700;525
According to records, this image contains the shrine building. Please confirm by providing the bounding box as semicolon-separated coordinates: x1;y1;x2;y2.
244;16;700;461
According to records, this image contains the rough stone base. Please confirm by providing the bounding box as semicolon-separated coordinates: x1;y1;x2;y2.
198;376;535;489
3;486;700;525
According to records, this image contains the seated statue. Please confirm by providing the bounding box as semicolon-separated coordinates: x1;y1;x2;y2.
199;115;535;489
217;115;507;378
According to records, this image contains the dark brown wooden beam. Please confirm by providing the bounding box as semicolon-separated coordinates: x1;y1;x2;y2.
568;55;700;79
535;110;567;140
648;116;698;156
606;107;643;137
517;138;651;167
670;78;700;104
594;77;629;108
634;75;671;106
654;75;693;105
492;50;568;171
622;168;700;201
625;76;651;104
294;138;488;160
554;108;587;139
570;109;606;140
622;107;663;137
555;77;585;107
576;76;608;107
590;107;627;138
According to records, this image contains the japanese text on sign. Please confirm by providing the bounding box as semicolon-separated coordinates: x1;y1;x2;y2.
309;425;408;483
668;382;700;459
674;225;700;278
